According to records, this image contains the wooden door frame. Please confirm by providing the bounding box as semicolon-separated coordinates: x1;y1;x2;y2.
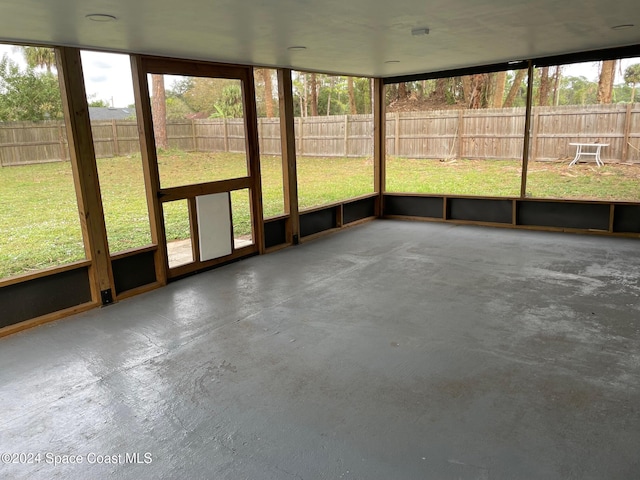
131;56;264;281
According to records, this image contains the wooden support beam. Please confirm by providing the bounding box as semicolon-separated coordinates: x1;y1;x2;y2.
278;68;300;244
242;68;265;254
373;78;386;216
188;197;200;262
520;61;534;198
130;55;168;285
56;47;115;305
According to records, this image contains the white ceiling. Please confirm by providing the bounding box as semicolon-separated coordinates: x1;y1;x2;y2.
0;0;639;78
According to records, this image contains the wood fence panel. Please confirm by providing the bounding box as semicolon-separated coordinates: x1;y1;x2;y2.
628;107;640;162
385;116;396;156
91;122;115;158
113;121;141;156
167;122;195;151
0;122;68;166
396;111;459;159
195;120;226;152
2;104;639;166
257;118;282;155
347;115;374;157
226;119;247;153
298;115;344;157
534;104;628;162
461;108;525;160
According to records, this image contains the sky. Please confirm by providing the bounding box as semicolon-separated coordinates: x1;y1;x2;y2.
0;45;137;107
1;43;639;108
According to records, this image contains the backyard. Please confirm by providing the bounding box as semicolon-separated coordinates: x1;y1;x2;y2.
1;151;639;279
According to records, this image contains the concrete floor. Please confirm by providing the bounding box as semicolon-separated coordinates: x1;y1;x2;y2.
1;220;639;479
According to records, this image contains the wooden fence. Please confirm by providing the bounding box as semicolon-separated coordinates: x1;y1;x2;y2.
1;104;639;167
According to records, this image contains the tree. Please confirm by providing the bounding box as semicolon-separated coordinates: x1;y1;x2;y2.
493;71;507;108
309;73;318;116
263;69;275;118
597;60;616;104
551;66;562;106
538;66;551;106
347;77;357;114
22;47;57;73
213;84;244;118
624;63;640;103
468;74;486;109
428;78;448;104
0;55;63;121
178;77;237;116
326;76;335;115
151;74;168;149
503;69;526;107
87;95;110;108
560;76;597;105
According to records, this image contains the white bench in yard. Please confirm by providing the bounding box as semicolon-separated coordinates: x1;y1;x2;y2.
569;142;608;167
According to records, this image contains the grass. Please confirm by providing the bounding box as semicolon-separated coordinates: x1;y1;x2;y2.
1;151;639;279
386;157;640;200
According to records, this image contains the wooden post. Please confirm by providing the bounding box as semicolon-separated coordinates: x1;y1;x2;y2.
520;61;535;198
622;103;632;162
298;117;304;156
457;110;464;159
56;47;115;304
373;78;386;216
191;119;198;152
58;124;67;161
188;197;200;261
530;108;539;162
130;55;168;285
243;68;265;254
609;204;615;233
344;115;349;157
111;120;120;157
223;117;229;152
278;68;300;244
394;112;400;156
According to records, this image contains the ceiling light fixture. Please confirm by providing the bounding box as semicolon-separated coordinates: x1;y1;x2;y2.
411;27;430;36
287;46;307;51
86;14;117;22
611;24;634;30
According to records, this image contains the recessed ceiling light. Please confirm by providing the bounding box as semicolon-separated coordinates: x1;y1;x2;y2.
86;14;117;22
384;60;400;64
411;27;430;36
611;24;634;30
287;46;307;51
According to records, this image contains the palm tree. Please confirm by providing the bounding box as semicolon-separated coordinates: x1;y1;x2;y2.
22;47;57;73
624;64;640;103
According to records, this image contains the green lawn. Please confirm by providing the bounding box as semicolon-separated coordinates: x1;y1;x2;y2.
1;151;639;279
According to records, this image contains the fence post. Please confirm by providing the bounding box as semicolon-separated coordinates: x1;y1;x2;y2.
622;103;632;162
111;120;120;157
457;110;464;159
11;125;19;166
530;108;539;162
191;119;198;152
223;117;229;152
298;117;304;156
58;123;67;160
394;112;400;156
344;115;349;157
